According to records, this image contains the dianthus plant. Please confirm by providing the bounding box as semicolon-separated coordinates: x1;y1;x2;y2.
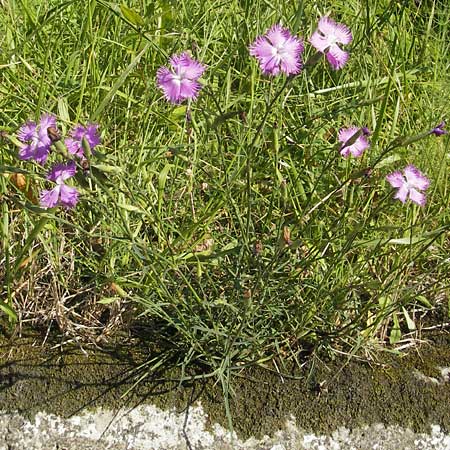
15;115;102;210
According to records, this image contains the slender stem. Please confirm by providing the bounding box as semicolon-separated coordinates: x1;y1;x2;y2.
245;76;293;240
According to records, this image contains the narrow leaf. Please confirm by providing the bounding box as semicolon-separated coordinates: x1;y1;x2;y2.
402;307;416;331
389;313;402;344
92;42;150;120
120;4;145;27
0;300;17;322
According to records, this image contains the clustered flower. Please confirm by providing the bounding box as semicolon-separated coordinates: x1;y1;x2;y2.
16;15;446;211
338;126;371;158
40;161;79;209
309;16;353;70
17;114;101;209
156;16;352;103
249;24;304;76
386;165;430;207
17;113;56;164
65;123;101;159
156;53;206;104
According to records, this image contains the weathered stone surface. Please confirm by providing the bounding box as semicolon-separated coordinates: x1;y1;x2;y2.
0;332;449;448
0;407;450;449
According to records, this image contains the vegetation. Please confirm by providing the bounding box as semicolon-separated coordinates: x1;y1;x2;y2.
1;0;449;421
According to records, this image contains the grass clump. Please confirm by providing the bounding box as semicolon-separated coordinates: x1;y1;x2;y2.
1;0;449;406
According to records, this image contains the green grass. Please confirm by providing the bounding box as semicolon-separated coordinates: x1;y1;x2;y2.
1;0;449;421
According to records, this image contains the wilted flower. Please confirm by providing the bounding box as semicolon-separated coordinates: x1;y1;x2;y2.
40;161;79;209
309;16;352;70
249;24;304;76
17;114;57;164
65;123;101;159
430;121;447;136
386;165;430;207
156;53;206;104
338;126;370;158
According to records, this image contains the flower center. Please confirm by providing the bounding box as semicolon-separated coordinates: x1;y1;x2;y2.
173;63;187;81
31;133;40;147
405;181;415;191
172;73;182;84
327;33;337;46
270;42;287;61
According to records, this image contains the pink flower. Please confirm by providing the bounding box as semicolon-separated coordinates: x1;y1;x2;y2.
309;16;352;70
156;53;206;104
338;126;370;158
386;165;430;207
17;114;57;164
430;121;447;136
249;24;304;76
65;123;101;159
40;161;79;209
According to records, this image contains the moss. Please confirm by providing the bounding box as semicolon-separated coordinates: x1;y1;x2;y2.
1;332;449;439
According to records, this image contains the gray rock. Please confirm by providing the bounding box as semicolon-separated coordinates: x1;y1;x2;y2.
1;405;450;450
